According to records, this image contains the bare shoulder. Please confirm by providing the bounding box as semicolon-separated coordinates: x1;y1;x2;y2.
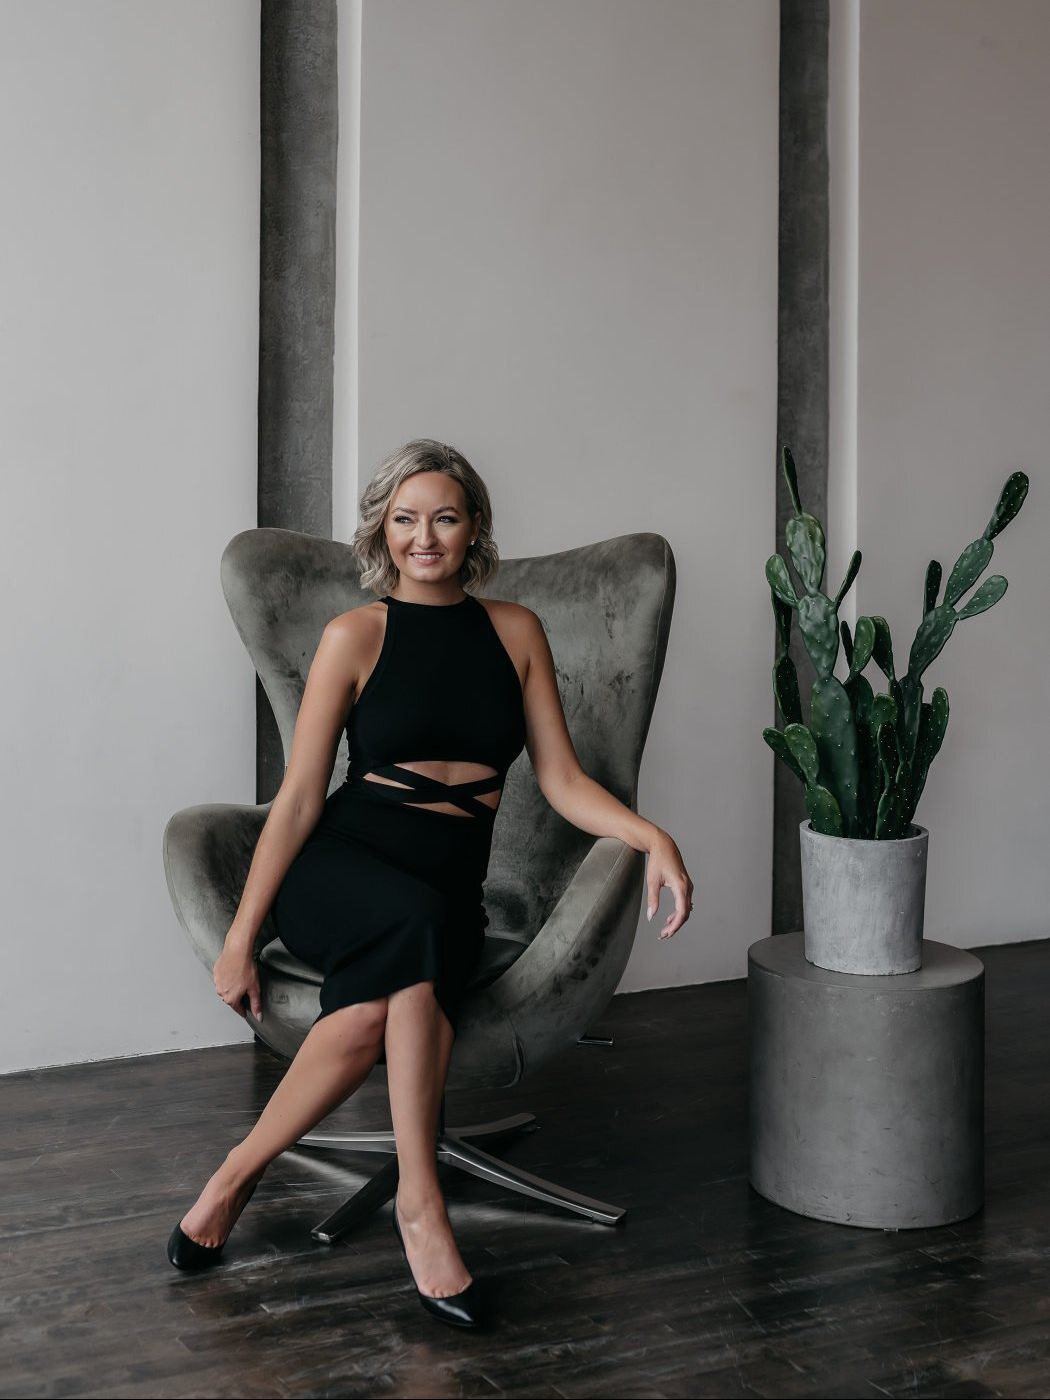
475;596;541;629
474;597;539;681
319;600;387;693
325;597;386;642
474;596;543;646
323;599;389;663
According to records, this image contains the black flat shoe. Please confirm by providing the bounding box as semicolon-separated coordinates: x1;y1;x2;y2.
392;1197;487;1329
167;1178;261;1271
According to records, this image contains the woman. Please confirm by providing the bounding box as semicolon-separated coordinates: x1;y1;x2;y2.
166;439;694;1328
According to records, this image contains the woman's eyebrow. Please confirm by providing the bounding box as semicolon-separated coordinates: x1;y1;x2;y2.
393;505;461;514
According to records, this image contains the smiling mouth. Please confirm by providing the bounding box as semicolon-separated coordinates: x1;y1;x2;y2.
411;552;443;559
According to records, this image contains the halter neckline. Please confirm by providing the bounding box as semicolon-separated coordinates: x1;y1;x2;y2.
382;593;473;609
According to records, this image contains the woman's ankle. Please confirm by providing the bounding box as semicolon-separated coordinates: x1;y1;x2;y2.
396;1182;446;1222
221;1144;267;1191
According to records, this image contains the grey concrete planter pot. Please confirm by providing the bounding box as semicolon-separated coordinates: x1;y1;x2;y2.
799;819;929;974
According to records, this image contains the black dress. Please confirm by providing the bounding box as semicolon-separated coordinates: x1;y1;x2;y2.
271;591;527;1060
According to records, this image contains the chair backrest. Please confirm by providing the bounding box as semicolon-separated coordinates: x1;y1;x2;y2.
221;529;676;942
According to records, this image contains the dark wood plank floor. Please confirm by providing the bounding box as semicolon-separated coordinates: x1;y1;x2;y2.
2;940;1049;1399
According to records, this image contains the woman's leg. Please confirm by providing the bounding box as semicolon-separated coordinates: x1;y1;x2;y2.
178;997;389;1247
384;979;472;1299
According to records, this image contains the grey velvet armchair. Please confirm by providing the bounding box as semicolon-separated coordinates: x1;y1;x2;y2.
163;529;676;1240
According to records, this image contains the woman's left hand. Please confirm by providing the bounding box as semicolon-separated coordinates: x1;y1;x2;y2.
645;830;694;939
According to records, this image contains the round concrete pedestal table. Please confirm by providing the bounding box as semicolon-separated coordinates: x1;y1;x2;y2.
748;933;984;1229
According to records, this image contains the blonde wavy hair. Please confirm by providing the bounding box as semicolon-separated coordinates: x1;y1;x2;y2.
351;439;500;598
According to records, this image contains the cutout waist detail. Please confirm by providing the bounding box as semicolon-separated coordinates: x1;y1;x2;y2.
346;762;503;820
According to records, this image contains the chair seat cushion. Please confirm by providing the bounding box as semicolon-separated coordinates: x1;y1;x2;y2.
258;929;528;996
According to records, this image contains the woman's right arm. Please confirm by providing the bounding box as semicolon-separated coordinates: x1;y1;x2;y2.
213;612;368;1017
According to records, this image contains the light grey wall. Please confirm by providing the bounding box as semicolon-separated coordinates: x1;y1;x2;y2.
352;0;782;988
830;0;1050;948
0;1;260;1073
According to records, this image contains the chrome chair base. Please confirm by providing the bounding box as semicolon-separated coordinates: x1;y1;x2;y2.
286;1030;625;1243
296;1106;626;1242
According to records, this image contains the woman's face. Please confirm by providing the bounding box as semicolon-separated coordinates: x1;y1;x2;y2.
384;472;480;589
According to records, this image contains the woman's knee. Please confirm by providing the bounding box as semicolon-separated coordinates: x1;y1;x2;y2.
321;998;389;1051
386;977;438;1011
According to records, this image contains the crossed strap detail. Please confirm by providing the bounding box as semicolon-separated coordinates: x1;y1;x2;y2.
349;762;503;819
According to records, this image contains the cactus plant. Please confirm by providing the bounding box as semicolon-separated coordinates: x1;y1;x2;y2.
763;447;1029;838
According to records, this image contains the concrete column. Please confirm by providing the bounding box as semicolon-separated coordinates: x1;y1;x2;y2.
257;0;339;801
773;0;829;933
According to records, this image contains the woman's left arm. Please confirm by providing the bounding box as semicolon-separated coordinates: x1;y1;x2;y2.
517;607;694;941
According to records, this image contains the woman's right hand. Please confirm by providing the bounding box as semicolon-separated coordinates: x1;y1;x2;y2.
213;938;263;1020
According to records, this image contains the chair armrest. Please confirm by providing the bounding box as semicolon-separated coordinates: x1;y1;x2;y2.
162;800;277;972
486;835;646;1073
